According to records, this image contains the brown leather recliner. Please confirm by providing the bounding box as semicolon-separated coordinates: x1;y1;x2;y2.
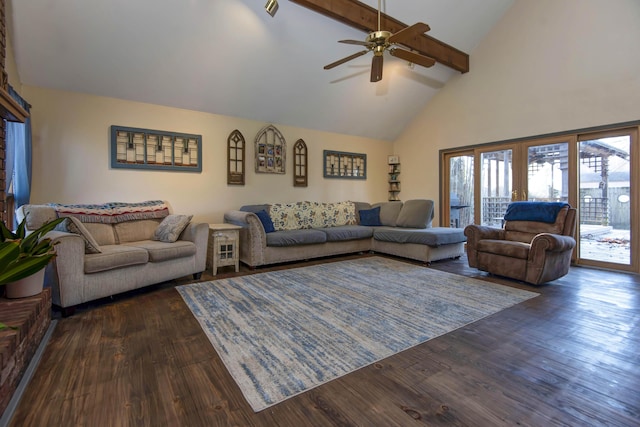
464;204;576;285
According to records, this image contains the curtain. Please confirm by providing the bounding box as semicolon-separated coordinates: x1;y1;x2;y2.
5;86;32;228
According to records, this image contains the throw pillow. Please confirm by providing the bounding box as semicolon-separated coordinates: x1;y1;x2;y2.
255;210;275;233
359;207;382;226
372;201;403;226
55;217;102;254
153;214;193;243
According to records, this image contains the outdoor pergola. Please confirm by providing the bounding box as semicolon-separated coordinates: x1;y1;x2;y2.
479;140;629;225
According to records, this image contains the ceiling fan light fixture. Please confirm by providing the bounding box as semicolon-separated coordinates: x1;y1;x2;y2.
265;0;279;17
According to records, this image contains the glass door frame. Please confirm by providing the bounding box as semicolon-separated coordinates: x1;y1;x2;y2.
440;122;640;274
575;127;638;272
475;143;520;226
518;135;578;205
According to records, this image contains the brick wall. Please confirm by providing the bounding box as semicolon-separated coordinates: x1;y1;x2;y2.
0;0;7;224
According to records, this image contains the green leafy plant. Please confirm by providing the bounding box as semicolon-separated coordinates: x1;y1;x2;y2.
0;216;65;285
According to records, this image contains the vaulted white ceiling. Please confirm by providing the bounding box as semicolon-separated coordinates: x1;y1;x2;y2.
9;0;513;141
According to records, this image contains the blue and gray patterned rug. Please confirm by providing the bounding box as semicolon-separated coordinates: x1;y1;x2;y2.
177;257;538;412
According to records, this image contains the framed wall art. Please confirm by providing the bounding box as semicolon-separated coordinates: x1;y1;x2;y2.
110;125;202;172
323;150;366;179
227;129;245;185
255;124;285;174
293;139;308;187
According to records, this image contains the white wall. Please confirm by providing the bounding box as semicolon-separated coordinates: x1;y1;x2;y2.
23;86;392;222
395;0;640;225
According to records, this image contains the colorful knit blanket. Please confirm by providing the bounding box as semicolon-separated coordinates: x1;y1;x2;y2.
49;200;169;224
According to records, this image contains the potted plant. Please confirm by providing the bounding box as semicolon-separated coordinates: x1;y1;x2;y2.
0;216;65;298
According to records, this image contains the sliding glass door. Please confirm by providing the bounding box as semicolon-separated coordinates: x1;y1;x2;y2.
578;132;634;269
441;124;639;273
447;153;474;229
479;148;514;226
524;140;571;204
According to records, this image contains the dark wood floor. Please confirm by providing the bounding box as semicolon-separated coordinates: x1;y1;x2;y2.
7;253;640;426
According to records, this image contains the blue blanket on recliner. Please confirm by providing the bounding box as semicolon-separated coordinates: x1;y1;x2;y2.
503;201;569;223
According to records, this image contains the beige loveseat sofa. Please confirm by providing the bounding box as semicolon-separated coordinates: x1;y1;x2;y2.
16;201;208;315
223;200;466;268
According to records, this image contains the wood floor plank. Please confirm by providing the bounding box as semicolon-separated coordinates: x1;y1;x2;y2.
6;253;640;426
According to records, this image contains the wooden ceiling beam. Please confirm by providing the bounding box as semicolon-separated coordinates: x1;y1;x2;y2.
288;0;469;73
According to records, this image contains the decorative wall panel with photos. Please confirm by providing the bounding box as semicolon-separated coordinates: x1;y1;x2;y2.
323;150;366;179
255;125;285;174
110;125;202;172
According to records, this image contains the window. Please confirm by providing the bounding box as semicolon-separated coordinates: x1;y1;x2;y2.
441;121;639;273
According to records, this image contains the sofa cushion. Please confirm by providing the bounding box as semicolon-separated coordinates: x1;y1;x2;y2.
240;204;271;213
395;199;434;229
477;239;530;260
373;226;467;247
22;205;57;230
319;225;374;242
113;219;162;243
266;229;327;247
153;214;193;243
372;201;403;226
84;245;149;274
352;201;372;224
56;217;102;254
504;207;569;243
83;222;117;245
123;240;196;262
359;207;382;226
255;210;275;233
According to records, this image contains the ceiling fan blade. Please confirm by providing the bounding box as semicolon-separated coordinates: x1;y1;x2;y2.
389;48;436;68
370;55;383;82
339;39;374;47
324;50;369;70
388;22;430;44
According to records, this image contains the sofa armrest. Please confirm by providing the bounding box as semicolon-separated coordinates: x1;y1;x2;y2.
179;222;209;273
44;231;87;308
224;210;266;268
464;225;506;268
526;233;576;284
529;233;576;261
464;225;506;244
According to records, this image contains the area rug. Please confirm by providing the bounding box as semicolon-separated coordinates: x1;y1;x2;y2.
177;257;538;412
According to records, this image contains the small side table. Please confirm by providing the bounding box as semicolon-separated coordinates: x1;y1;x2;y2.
207;223;242;275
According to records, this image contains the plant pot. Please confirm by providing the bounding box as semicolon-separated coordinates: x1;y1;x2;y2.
5;268;45;299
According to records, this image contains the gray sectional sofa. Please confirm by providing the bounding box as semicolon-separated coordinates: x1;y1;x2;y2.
16;201;208;315
223;199;466;268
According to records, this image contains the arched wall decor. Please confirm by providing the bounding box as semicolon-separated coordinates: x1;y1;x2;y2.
255;124;285;174
227;129;245;185
293;139;308;187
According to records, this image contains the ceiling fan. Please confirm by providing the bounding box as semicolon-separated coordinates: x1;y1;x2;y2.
323;0;436;82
